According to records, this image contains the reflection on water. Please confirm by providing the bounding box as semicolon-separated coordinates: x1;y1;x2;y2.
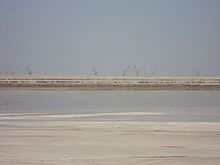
0;90;220;122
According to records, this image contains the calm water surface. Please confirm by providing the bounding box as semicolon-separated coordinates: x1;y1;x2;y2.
0;90;220;122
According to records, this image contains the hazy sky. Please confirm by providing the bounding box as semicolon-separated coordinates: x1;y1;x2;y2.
0;0;220;76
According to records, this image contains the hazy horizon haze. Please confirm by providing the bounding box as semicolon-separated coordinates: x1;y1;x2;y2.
0;0;220;76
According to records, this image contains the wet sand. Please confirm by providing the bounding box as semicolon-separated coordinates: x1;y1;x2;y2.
0;115;220;165
1;90;220;164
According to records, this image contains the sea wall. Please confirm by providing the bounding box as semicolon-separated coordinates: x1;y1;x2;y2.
0;76;220;90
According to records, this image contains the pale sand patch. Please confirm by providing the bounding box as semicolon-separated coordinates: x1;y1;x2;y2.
0;112;164;120
0;118;220;165
44;112;165;119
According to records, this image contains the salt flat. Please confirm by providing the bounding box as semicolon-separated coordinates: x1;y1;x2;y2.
0;116;220;165
0;90;220;164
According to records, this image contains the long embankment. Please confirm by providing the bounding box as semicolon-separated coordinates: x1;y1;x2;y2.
0;75;220;90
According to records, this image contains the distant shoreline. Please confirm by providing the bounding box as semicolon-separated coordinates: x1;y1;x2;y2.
0;75;220;90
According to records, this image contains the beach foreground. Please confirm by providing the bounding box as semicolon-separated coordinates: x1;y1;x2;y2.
0;116;220;165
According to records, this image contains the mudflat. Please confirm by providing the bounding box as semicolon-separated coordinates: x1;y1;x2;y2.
0;90;220;164
0;117;220;165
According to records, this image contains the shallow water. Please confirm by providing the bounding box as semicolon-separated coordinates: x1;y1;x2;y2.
0;90;220;122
